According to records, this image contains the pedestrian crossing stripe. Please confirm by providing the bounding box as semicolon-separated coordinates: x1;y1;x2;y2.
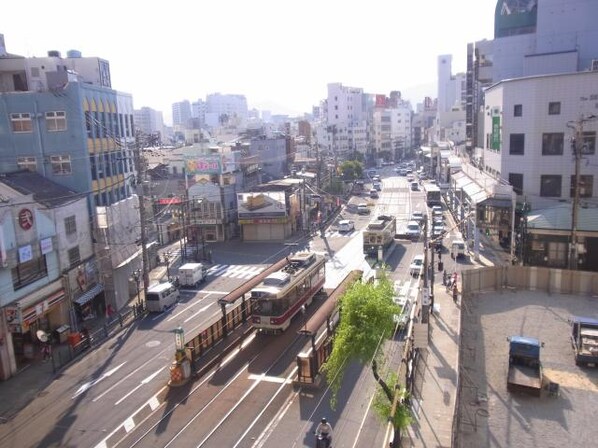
206;264;265;279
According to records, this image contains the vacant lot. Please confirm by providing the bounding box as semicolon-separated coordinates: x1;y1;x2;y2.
456;289;598;448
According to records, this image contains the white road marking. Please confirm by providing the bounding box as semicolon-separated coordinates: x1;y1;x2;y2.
183;302;215;323
72;362;127;399
115;366;166;406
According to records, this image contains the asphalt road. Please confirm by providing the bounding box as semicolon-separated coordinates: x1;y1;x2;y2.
0;166;429;448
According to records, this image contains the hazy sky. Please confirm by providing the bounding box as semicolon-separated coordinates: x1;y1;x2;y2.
3;0;497;123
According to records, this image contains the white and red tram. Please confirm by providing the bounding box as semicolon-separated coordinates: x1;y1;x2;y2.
250;252;326;332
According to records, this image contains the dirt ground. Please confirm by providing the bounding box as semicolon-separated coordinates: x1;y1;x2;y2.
456;289;598;448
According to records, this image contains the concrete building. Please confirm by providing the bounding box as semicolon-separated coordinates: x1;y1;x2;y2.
134;107;164;138
0;171;96;380
172;100;192;128
466;0;598;151
435;55;466;144
325;83;369;160
0;39;141;312
206;93;248;127
483;70;598;209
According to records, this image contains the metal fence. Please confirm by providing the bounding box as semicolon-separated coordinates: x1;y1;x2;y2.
50;307;137;373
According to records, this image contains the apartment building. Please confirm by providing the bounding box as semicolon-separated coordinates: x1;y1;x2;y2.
0;38;141;310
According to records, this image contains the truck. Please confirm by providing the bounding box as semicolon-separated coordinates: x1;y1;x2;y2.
570;316;598;366
178;263;207;288
507;336;543;396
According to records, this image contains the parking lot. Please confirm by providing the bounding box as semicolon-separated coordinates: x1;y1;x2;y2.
457;289;598;447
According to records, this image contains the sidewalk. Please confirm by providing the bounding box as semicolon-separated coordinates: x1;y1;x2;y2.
0;257;174;423
403;239;504;447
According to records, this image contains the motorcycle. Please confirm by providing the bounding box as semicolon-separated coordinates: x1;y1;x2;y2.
314;432;332;448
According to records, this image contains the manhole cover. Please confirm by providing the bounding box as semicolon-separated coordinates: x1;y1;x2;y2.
146;340;161;348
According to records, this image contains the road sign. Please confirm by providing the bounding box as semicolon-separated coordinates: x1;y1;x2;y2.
422;287;430;306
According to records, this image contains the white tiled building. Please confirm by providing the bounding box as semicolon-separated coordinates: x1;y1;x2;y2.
483;70;598;209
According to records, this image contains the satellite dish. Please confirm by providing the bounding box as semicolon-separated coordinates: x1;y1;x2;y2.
37;330;48;343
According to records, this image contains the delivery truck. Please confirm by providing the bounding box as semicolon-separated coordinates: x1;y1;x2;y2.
178;263;207;288
507;336;543;396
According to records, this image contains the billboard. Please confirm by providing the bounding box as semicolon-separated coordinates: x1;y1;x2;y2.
185;153;239;175
375;94;388;108
237;192;287;219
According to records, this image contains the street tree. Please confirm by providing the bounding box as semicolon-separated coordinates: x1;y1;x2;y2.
339;160;363;180
321;273;411;445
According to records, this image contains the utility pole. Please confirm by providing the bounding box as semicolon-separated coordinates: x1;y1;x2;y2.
422;215;430;323
567;114;597;270
134;131;151;301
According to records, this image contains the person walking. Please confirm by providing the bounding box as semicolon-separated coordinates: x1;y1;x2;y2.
452;281;459;304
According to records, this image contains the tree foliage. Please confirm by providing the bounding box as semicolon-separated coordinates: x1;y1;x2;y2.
321;275;399;405
372;372;413;430
339;160;363;180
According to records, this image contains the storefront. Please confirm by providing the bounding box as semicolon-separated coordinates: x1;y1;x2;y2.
2;280;69;374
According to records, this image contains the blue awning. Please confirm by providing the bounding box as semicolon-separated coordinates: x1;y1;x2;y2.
74;283;104;306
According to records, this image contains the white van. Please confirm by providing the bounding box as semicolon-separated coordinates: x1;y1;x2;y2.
451;239;466;260
145;282;180;312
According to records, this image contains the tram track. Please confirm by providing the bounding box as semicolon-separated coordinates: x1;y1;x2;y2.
118;320;309;448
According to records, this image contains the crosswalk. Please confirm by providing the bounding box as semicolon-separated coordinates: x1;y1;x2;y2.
321;229;360;239
205;264;265;280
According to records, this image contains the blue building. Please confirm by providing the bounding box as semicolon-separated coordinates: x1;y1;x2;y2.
0;41;142;311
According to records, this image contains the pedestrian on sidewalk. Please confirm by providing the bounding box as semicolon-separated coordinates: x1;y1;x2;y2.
452;282;459;304
41;342;51;362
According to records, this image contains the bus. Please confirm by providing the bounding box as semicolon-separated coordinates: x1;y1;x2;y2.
250;252;326;332
425;184;442;207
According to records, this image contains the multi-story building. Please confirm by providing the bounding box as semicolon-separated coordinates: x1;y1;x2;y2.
436;55;466;144
466;0;598;151
483;71;598;208
134;107;164;139
325;83;369;160
0;171;95;379
172;100;192;128
206;93;248;127
0;39;141;311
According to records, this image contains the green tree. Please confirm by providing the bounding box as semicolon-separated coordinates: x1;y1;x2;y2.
321;274;410;445
339;160;363;180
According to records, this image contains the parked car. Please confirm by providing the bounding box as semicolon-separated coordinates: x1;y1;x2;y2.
369;189;379;199
410;182;419;191
338;220;355;233
451;239;466;259
409;254;425;277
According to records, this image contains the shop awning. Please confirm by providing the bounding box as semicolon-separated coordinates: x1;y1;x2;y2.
75;283;104;306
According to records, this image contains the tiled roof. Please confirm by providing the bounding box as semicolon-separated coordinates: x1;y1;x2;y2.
0;171;81;207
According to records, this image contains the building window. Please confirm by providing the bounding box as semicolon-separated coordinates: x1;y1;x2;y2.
548;102;561;115
65;215;77;235
50;155;72;175
10;113;33;132
11;256;48;290
542;133;564;155
509;134;525;155
513;104;522;117
581;131;596;155
45;111;66;131
570;175;593;198
509;173;523;195
540;175;562;197
547;241;567;266
17;156;37;172
68;246;81;268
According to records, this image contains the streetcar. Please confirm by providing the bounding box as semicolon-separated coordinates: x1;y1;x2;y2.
363;215;396;258
250;252;326;332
